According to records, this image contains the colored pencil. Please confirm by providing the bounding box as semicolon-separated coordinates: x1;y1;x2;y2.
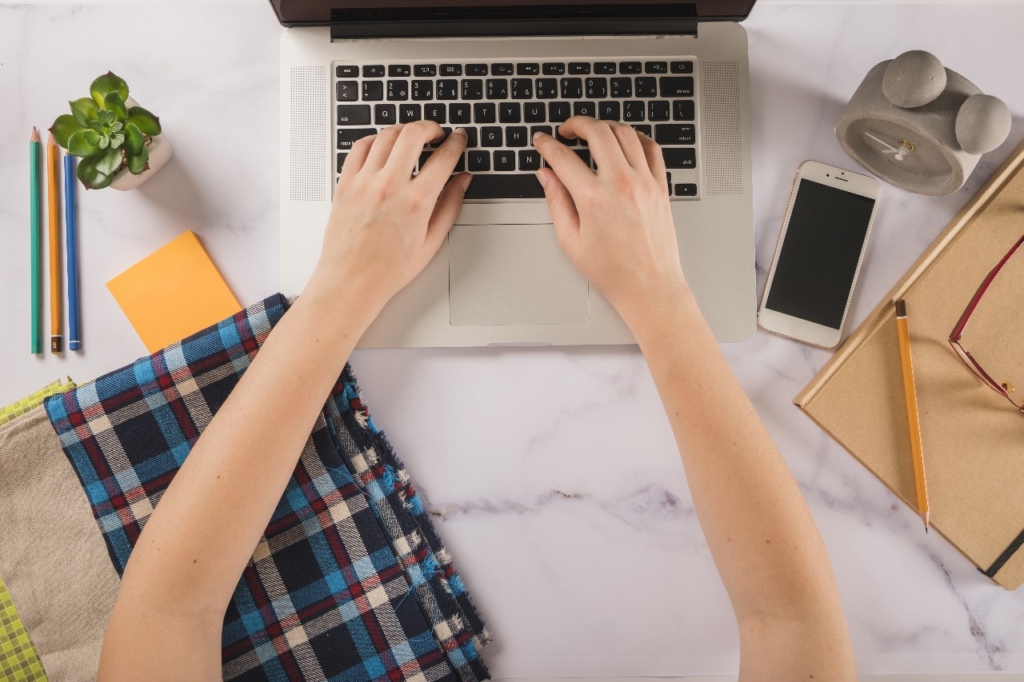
47;132;62;354
895;299;929;532
64;153;81;351
29;128;42;354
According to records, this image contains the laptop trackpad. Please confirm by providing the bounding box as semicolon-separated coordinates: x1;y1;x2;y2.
449;224;589;326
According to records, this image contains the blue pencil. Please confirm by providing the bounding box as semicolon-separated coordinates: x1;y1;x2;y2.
64;153;81;351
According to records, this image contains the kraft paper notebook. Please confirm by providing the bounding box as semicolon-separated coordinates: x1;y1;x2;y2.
796;139;1024;591
107;230;241;352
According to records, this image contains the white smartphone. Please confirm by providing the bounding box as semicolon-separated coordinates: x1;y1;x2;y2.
758;160;882;349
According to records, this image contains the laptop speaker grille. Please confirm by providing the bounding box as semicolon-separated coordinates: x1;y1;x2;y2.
290;66;328;203
701;61;744;196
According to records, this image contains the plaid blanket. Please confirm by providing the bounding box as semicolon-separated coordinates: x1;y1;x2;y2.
45;294;489;681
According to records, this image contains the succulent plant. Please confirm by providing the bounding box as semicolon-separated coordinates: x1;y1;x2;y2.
50;72;162;190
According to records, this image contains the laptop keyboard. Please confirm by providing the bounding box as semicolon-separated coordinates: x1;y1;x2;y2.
334;59;699;200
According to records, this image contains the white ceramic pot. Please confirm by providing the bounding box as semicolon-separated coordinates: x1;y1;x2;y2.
109;97;172;191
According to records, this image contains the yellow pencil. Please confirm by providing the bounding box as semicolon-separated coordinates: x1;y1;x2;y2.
895;299;929;532
47;132;63;355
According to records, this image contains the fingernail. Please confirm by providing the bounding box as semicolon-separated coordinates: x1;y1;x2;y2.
453;127;467;137
533;131;547;143
535;169;548;188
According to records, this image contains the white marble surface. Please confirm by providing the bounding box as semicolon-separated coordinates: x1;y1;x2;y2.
2;1;1024;677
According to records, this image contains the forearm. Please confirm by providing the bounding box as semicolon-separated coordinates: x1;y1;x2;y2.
625;290;846;626
112;282;377;622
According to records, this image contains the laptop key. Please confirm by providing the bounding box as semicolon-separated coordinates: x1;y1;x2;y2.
662;147;696;168
388;65;411;77
363;65;386;78
560;78;583;99
555;128;577;146
463;127;479;148
466;63;488;76
543;62;566;75
655;124;695;145
487;79;508;100
568;62;591;75
337;152;348;172
454;153;466;173
424;103;447;124
660;77;694;98
645;61;668;74
549;102;571;123
481;126;503;147
595;62;617;74
648;101;670;122
474;102;497;123
524;102;546;123
518;149;541;170
437;79;459;100
511;79;533;99
574;148;592;166
635;77;657;98
623;100;645;122
610;77;633;98
506;126;529;147
412;80;433;100
492;63;515;76
464;173;544;198
585;78;607;99
387;80;409;101
337;105;372;126
336;81;359;102
671;61;694;74
440;64;462;76
468;150;491;171
632;124;653;137
573;101;596;118
337;127;377;150
499;102;522;123
619;61;642;74
399;103;422;123
450;103;472;124
418;150;433;169
493;150;516;171
374;104;397;125
536;78;558;99
530;125;553;141
517;63;540;75
462;79;484;100
336;65;359;77
414;64;437;77
675;183;698;196
673;100;695;121
362;81;384;101
598;101;620;121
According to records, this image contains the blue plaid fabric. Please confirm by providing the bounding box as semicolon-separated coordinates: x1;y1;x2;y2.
44;295;490;681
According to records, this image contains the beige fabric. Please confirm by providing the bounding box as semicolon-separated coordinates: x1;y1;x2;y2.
0;406;120;681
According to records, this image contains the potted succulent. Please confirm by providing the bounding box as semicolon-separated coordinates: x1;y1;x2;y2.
50;72;171;190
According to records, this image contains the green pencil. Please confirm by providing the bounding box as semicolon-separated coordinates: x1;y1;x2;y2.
30;127;42;354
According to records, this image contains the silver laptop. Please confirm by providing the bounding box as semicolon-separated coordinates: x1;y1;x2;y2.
275;0;757;347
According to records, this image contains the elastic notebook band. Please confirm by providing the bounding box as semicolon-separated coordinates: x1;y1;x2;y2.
983;526;1024;578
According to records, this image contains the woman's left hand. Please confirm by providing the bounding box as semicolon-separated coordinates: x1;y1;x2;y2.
307;121;471;316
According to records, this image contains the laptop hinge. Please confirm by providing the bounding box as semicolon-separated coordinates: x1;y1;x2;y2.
329;5;698;40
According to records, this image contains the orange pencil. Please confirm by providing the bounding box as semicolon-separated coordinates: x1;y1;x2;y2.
895;299;929;532
47;132;63;354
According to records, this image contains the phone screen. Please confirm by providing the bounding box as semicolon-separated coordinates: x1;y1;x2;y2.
764;179;877;330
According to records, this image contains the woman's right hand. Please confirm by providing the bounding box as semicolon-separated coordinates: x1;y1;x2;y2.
533;117;691;328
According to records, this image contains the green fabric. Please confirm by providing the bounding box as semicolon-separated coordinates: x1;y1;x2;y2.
0;379;76;427
0;577;47;681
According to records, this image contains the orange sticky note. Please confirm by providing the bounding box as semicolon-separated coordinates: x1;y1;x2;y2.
107;231;242;353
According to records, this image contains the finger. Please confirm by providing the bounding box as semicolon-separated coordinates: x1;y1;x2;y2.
557;116;627;170
425;172;472;251
608;122;648;172
533;131;593;197
637;131;667;180
536;167;580;259
362;124;407;171
416;127;468;191
384;120;445;176
337;133;376;189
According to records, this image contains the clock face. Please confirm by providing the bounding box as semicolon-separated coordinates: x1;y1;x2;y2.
847;118;954;181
